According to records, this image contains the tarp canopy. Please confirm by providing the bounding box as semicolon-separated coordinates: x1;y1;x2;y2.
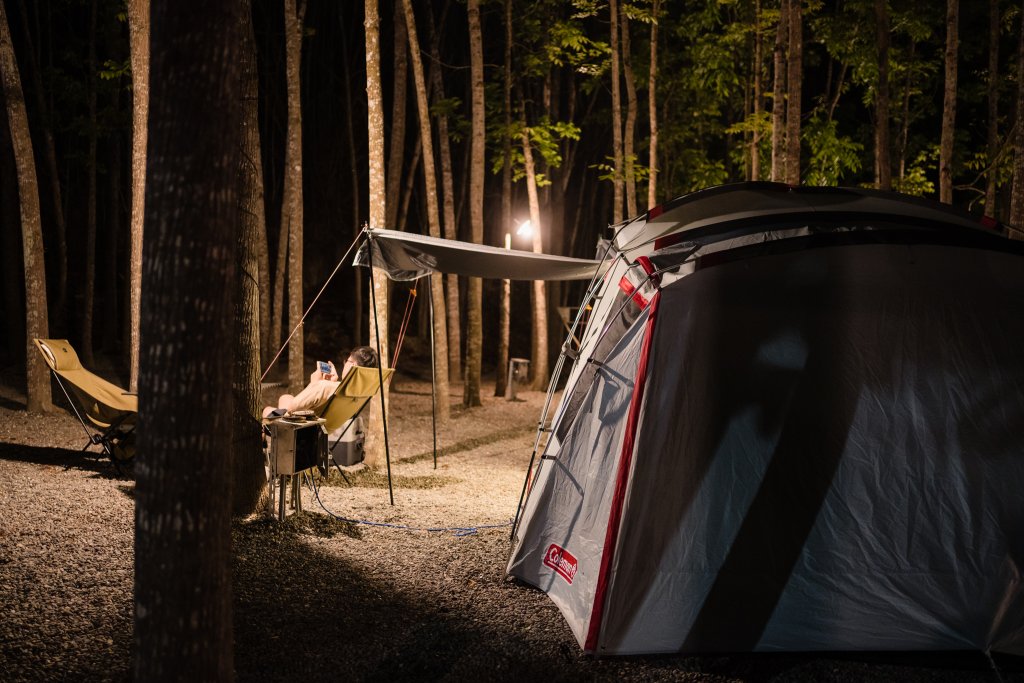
355;229;605;281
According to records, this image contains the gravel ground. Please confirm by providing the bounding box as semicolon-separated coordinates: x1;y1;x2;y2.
0;366;1020;682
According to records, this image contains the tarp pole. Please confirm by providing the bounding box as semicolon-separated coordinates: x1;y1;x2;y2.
428;273;438;470
367;236;395;505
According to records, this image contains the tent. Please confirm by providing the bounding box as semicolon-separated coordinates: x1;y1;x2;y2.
503;182;1024;655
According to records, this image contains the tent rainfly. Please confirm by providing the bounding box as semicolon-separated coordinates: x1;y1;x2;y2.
505;182;1024;656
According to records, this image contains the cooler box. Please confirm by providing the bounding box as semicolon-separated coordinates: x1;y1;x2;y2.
329;416;365;467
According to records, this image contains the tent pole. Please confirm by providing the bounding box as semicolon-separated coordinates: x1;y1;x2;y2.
428;273;438;470
367;236;394;505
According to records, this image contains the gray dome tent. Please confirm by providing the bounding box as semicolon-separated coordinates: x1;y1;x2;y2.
506;183;1024;656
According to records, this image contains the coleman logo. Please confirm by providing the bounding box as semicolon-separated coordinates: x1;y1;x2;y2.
543;543;578;585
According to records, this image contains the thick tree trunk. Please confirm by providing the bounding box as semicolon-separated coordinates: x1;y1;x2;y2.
521;127;548;390
875;0;891;191
621;10;637;218
403;0;449;422
984;0;999;217
82;0;98;366
770;0;787;182
464;0;484;407
648;0;660;204
1;121;24;361
784;0;801;185
496;0;512;398
1010;9;1024;227
0;0;50;413
364;0;394;466
940;0;958;204
233;2;268;517
609;0;623;223
426;4;462;384
133;0;240;678
127;0;148;391
283;0;306;392
385;6;406;230
751;0;761;181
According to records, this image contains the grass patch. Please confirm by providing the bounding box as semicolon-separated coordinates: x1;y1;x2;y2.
320;468;459;490
400;427;532;465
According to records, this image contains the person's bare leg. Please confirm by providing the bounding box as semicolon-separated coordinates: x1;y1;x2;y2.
277;394;294;411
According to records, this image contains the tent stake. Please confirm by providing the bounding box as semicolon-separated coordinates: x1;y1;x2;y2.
367;237;394;505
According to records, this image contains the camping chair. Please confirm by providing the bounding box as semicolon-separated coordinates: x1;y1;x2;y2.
33;339;138;469
317;365;394;475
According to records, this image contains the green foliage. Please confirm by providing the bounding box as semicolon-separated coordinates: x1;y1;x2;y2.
99;59;130;81
803;114;864;186
893;148;937;197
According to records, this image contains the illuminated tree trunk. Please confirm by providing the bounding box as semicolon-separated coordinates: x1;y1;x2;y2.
127;0;149;391
609;0;623;223
621;9;637;218
784;0;801;185
385;7;406;231
464;0;484;407
496;0;512;398
521;127;548;390
939;0;958;204
283;0;306;391
648;0;660;204
770;0;787;182
750;0;761;181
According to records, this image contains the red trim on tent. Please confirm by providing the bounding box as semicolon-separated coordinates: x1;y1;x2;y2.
583;292;661;654
618;277;648;309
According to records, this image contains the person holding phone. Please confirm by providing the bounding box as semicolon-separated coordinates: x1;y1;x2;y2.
262;345;379;418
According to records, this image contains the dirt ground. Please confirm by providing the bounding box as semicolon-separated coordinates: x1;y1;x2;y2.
0;362;1019;682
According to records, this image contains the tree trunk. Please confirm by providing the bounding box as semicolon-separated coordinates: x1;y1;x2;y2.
875;0;891;191
133;1;240;678
426;3;462;384
397;129;421;231
770;0;787;182
0;0;50;413
341;24;362;346
364;0;394;467
521;127;548;390
496;0;513;398
463;0;484;407
82;0;98;366
15;0;66;320
403;0;450;422
648;0;660;205
127;0;149;390
939;0;958;204
751;0;761;181
609;0;623;223
1;118;24;361
621;9;637;218
984;0;999;217
1010;8;1024;227
233;1;268;517
283;0;306;391
784;0;801;185
898;40;915;182
385;6;406;230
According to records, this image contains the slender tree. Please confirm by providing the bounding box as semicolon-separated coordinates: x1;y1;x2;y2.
521;125;548;390
385;6;407;232
750;0;761;181
609;0;624;223
621;7;638;218
283;0;306;391
127;0;149;390
875;0;891;191
403;0;450;421
0;0;50;413
940;0;958;203
984;0;999;217
133;0;241;677
82;0;98;365
770;0;788;181
364;0;394;466
464;0;484;407
784;0;802;184
648;0;660;204
1010;6;1024;227
496;0;512;398
234;1;268;516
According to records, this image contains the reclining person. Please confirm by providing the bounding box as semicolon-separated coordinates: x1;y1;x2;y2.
263;345;379;418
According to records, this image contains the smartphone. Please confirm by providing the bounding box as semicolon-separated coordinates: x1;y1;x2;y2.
317;361;332;376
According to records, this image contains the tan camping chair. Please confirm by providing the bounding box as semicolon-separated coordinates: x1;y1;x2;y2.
318;365;394;447
33;338;138;467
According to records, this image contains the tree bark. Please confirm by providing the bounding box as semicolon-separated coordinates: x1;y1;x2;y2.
464;0;484;407
940;0;958;204
751;0;761;181
609;0;623;223
403;0;450;422
770;0;787;182
127;0;148;391
784;0;801;184
133;0;241;678
874;0;891;191
425;3;462;384
234;1;268;517
0;0;50;413
385;6;406;230
521;127;548;390
621;8;638;218
1010;8;1024;227
82;0;98;366
496;0;512;398
984;0;999;217
283;0;306;391
340;24;363;346
364;0;394;466
648;0;660;205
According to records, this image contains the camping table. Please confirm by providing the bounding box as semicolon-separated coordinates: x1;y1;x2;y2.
266;417;327;521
